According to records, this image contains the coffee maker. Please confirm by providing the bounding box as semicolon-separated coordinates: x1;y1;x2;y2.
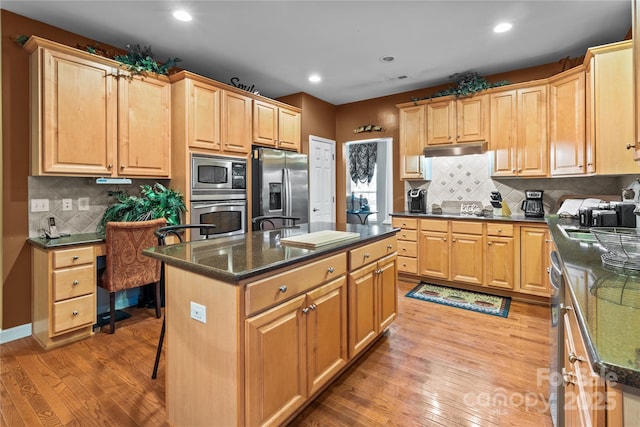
407;189;427;213
521;190;545;218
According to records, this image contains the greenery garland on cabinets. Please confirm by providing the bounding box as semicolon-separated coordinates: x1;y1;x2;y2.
411;72;509;103
97;183;186;236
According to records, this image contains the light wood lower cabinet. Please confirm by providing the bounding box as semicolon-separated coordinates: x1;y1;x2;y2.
419;219;450;279
31;244;98;349
392;217;418;274
519;226;552;297
450;221;484;285
485;223;516;290
245;276;347;426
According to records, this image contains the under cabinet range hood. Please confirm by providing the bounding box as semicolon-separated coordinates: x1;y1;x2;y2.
423;141;488;157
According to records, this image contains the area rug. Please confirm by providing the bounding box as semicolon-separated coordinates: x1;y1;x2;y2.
406;282;511;318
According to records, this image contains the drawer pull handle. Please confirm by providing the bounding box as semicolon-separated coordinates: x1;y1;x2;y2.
309;304;317;311
626;143;634;150
568;352;584;364
73;280;79;286
560;303;573;312
387;244;393;250
327;267;334;273
497;228;502;232
364;253;370;259
279;285;287;293
72;255;79;260
562;368;575;385
487;242;492;246
72;310;79;317
302;307;310;314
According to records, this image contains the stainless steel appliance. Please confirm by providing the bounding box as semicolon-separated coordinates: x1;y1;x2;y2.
548;250;564;427
191;154;246;201
190;200;247;239
252;147;309;228
407;189;427;213
521;190;545;218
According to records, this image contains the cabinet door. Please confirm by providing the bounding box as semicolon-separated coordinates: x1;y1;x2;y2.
253;100;278;147
398;105;426;178
419;231;449;279
118;75;171;177
348;263;378;358
377;254;398;332
245;295;307;427
634;0;640;160
519;227;551;296
456;95;488;143
517;85;548;177
277;107;301;152
485;236;515;290
427;99;456;145
549;70;586;176
38;48;116;175
222;90;252;154
450;233;483;285
188;80;221;151
306;277;348;396
490;90;517;176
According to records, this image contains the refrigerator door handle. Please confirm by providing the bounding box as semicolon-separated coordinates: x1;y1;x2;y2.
283;167;291;216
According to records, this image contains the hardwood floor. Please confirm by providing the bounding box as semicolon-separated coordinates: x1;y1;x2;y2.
1;280;553;427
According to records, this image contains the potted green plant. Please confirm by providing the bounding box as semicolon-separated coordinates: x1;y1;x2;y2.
97;182;186;236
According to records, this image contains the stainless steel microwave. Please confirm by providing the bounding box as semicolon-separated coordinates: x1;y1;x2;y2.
191;154;247;200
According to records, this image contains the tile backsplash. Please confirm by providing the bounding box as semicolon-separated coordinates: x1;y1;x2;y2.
28;176;165;237
405;153;633;214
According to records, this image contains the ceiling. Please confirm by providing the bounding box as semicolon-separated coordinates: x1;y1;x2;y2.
3;1;632;105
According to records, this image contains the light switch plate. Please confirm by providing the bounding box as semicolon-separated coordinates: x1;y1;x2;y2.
31;199;49;212
190;301;206;324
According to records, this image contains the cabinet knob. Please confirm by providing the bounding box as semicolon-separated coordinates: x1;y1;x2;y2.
568;352;584;364
375;268;383;274
626;143;634;150
487;242;492;246
562;368;575;386
302;307;309;314
560;303;573;313
327;267;334;273
452;238;456;242
578;165;583;168
72;310;79;317
364;253;370;259
497;228;502;232
387;244;393;250
120;165;125;169
72;255;79;260
108;164;113;169
309;304;317;311
517;169;522;173
512;169;516;173
402;234;407;238
443;238;447;242
279;285;287;293
73;280;79;286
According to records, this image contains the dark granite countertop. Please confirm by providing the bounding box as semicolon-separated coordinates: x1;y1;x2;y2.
27;232;104;249
391;211;547;223
547;215;640;389
143;222;398;283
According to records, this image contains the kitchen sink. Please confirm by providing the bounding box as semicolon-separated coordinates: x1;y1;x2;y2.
558;226;598;243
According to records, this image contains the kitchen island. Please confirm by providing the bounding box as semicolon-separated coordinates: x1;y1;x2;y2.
143;222;398;427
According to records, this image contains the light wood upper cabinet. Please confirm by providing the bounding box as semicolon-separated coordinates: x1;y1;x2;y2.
549;67;586;176
585;41;640;175
253;99;301;152
426;95;488;145
187;79;222;151
118;75;171;177
491;84;548;177
222;90;253;155
25;36;171;178
398;104;426;179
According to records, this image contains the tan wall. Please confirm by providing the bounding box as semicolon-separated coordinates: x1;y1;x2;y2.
1;10;123;329
277;92;337;154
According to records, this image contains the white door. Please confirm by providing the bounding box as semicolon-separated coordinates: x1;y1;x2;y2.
309;135;336;223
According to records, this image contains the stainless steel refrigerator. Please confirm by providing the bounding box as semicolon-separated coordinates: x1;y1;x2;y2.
251;147;309;228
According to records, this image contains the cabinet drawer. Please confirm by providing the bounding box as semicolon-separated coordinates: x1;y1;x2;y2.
397;229;417;241
397;256;418;274
450;221;482;235
397;240;417;257
349;236;397;271
52;293;95;334
53;247;94;269
421;219;448;232
487;223;514;237
246;253;346;316
392;217;417;230
53;264;95;301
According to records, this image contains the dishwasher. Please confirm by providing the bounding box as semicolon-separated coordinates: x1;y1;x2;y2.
548;250;564;427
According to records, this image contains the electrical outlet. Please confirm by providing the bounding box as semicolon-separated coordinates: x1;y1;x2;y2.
31;198;49;212
190;301;206;324
62;198;72;211
78;197;90;211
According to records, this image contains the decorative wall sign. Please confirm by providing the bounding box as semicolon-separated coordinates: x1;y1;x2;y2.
230;77;260;95
353;124;384;134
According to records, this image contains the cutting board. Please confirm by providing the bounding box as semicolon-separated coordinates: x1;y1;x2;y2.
280;230;360;248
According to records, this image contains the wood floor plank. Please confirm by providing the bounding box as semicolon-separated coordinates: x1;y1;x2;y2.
0;280;553;426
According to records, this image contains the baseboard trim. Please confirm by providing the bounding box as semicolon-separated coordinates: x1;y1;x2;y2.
0;323;32;344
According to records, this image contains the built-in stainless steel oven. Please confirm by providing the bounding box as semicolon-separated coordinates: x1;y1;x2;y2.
191;154;246;201
190;200;247;239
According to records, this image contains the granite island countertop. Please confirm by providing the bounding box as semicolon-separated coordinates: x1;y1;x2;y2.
143;222;398;283
391;211;547;223
547;215;640;388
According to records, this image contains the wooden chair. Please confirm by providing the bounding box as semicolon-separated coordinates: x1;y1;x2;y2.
151;223;216;379
252;215;300;231
98;218;166;334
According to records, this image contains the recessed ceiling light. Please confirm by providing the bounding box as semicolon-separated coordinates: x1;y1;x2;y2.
493;22;512;33
380;56;395;63
308;74;321;83
173;10;193;22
